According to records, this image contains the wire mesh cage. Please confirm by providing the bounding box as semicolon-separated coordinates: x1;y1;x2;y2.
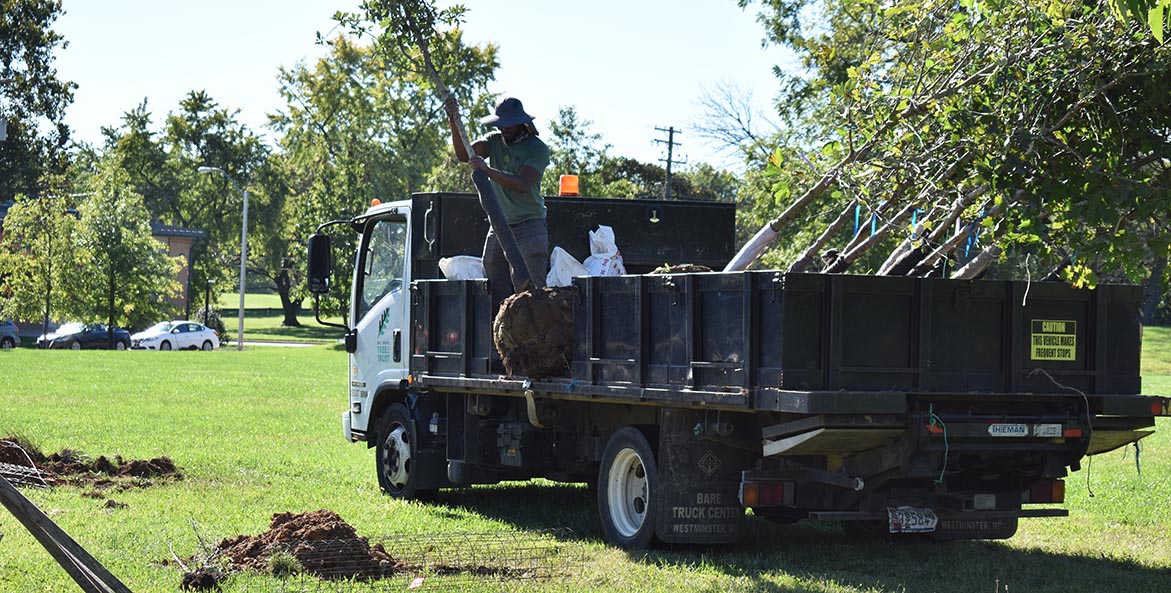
0;440;50;489
198;528;585;592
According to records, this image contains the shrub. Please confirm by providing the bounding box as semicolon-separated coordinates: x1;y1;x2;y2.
194;307;228;342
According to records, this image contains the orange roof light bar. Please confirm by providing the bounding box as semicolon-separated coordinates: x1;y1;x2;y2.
559;174;579;196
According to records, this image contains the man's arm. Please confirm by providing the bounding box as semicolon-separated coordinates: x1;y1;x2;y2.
468;161;541;193
444;97;487;162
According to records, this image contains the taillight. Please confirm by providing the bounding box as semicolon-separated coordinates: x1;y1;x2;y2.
740;481;794;507
1023;480;1065;504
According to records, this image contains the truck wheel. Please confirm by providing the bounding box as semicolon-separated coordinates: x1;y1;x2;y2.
1;337;14;349
376;403;434;500
598;427;659;548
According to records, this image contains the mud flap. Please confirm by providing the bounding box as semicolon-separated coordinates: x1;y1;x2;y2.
654;408;750;544
931;514;1019;540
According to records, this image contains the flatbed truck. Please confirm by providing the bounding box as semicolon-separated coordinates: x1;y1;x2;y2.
307;192;1170;548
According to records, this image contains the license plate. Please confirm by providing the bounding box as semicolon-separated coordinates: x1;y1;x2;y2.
888;506;938;533
1033;423;1062;437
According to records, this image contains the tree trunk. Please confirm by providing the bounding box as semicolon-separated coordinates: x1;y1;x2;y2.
107;269;116;348
274;268;302;328
787;199;858;273
1143;249;1169;325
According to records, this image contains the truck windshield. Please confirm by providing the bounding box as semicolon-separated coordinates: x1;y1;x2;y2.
357;217;407;320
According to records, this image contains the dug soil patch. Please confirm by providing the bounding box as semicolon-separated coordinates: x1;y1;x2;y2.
493;287;573;378
0;436;181;495
212;510;405;581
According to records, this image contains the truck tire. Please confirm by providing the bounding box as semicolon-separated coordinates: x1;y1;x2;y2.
598;427;659;549
375;403;435;500
1;337;14;349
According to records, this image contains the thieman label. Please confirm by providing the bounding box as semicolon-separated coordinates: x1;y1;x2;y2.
1031;320;1076;361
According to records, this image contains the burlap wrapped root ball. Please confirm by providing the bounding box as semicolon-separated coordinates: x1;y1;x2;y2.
650;263;712;274
493;287;573;378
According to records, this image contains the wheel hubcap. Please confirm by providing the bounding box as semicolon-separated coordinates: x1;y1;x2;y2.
607;448;648;537
382;424;412;490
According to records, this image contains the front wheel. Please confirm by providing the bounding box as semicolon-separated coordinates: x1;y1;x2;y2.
70;341;81;351
160;340;172;351
375;403;435;500
1;337;14;349
598;427;659;549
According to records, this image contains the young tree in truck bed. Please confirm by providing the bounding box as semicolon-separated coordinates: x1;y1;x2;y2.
734;0;1171;285
286;5;497;317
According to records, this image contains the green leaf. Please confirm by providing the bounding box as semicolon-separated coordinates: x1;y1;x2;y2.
1151;4;1165;43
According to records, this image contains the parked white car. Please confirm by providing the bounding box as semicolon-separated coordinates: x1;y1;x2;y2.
131;321;219;351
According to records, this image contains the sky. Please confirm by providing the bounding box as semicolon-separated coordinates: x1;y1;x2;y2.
54;1;791;170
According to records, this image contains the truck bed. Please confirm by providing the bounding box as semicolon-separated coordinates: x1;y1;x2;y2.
410;271;1167;458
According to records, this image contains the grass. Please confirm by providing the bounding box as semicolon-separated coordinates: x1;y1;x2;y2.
213;292;340;344
0;333;1168;591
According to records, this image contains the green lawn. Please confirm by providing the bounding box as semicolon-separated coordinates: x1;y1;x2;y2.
0;332;1168;592
214;292;340;344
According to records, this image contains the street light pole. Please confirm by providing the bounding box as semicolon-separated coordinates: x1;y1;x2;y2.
204;278;215;325
197;166;248;351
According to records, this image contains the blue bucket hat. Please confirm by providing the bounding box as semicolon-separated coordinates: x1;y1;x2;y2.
480;96;535;128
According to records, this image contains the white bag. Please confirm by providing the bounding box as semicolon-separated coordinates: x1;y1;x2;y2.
582;225;626;276
438;255;486;280
546;246;589;287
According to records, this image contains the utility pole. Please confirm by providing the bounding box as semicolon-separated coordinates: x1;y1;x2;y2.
654;126;685;199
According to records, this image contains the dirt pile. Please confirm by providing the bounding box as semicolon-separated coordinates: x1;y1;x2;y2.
650;263;712;274
492;287;574;378
0;436;181;493
212;510;404;581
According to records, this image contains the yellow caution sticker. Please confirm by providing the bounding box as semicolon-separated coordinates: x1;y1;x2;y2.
1031;320;1076;361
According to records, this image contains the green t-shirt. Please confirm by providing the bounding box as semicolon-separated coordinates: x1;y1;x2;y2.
479;131;550;224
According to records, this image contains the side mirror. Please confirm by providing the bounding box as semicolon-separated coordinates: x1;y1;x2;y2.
307;233;332;294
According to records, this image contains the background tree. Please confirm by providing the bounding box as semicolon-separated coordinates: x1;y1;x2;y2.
0;0;76;202
74;160;181;342
0;186;84;337
95;92;273;322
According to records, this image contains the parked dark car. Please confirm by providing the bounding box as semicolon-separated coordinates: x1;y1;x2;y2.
1;320;19;349
36;323;132;350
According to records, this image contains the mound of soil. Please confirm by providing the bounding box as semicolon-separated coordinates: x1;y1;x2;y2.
0;436;182;492
213;510;404;581
492;287;573;378
650;263;712;274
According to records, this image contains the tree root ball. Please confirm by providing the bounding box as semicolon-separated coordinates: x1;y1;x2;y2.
650;263;712;274
493;287;573;378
